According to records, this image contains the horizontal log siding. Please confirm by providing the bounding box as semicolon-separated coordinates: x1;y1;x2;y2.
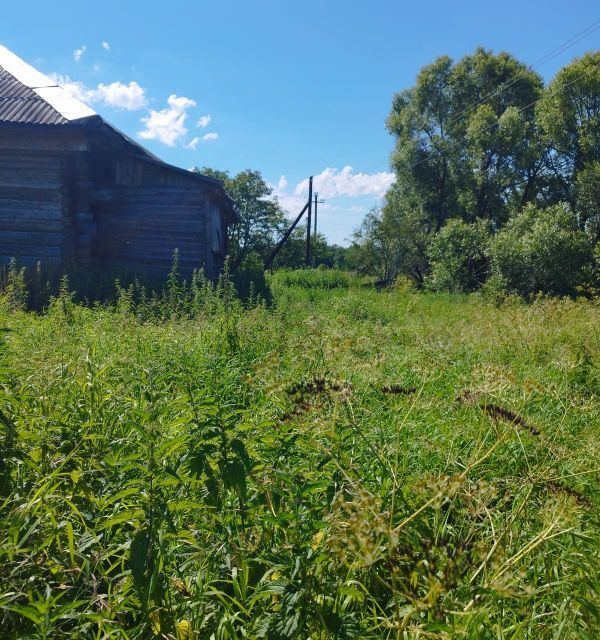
94;187;212;277
114;157;208;189
0;149;69;267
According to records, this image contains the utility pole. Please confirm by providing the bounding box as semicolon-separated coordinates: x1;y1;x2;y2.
313;192;324;266
305;176;313;266
263;174;318;270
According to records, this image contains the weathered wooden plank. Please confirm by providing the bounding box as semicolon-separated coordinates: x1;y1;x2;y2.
97;217;206;230
98;224;204;236
0;210;63;222
0;198;63;212
97;231;204;243
0;219;63;232
108;256;205;269
99;240;203;252
75;211;94;222
94;188;209;203
0;167;62;179
0;244;61;257
0;157;63;170
98;245;203;260
0;255;62;267
0;178;64;190
0;186;63;202
0;231;64;245
0;129;88;153
98;203;208;213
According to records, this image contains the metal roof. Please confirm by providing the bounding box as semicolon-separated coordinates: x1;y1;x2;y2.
0;67;69;125
0;44;96;124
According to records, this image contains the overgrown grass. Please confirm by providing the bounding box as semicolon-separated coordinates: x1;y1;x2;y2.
0;271;598;638
270;268;359;290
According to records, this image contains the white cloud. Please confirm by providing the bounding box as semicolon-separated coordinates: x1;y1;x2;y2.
51;72;214;149
102;41;110;51
271;167;395;216
184;132;218;149
138;94;197;146
276;176;288;193
295;166;395;199
271;176;307;214
52;74;148;111
51;74;88;101
73;46;87;62
94;81;147;110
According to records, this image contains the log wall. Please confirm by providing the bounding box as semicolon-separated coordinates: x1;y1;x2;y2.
93;186;212;277
0;152;69;266
0;126;227;279
0;128;88;268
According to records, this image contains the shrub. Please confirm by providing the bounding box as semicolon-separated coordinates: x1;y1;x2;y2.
425;219;490;292
489;203;595;297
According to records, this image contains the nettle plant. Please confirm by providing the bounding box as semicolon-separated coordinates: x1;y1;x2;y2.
121;359;255;627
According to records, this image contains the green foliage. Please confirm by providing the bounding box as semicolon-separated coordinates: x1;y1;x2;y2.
0;273;598;638
575;161;600;241
348;208;410;284
268;225;349;271
537;51;600;203
386;47;543;232
426;219;490;292
489;203;595;297
232;252;273;305
353;48;600;294
0;259;28;311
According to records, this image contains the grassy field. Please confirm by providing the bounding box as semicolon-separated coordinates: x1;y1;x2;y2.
0;270;598;639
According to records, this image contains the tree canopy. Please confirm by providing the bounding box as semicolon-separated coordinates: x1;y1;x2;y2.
351;48;600;297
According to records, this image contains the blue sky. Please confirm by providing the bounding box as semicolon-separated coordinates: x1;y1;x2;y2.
2;1;599;244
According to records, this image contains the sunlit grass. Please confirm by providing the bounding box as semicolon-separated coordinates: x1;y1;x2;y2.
0;271;598;638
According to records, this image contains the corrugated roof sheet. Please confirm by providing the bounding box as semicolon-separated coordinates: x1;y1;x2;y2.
0;44;96;124
0;67;70;125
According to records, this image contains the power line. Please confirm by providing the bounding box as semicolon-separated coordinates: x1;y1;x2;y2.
446;18;600;130
411;57;599;171
359;18;600;177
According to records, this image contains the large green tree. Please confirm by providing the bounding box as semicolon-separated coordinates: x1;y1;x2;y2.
451;49;544;222
386;56;458;233
386;48;544;231
537;51;600;230
376;48;547;285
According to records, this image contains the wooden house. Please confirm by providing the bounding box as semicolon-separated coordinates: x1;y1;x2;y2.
0;45;236;279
